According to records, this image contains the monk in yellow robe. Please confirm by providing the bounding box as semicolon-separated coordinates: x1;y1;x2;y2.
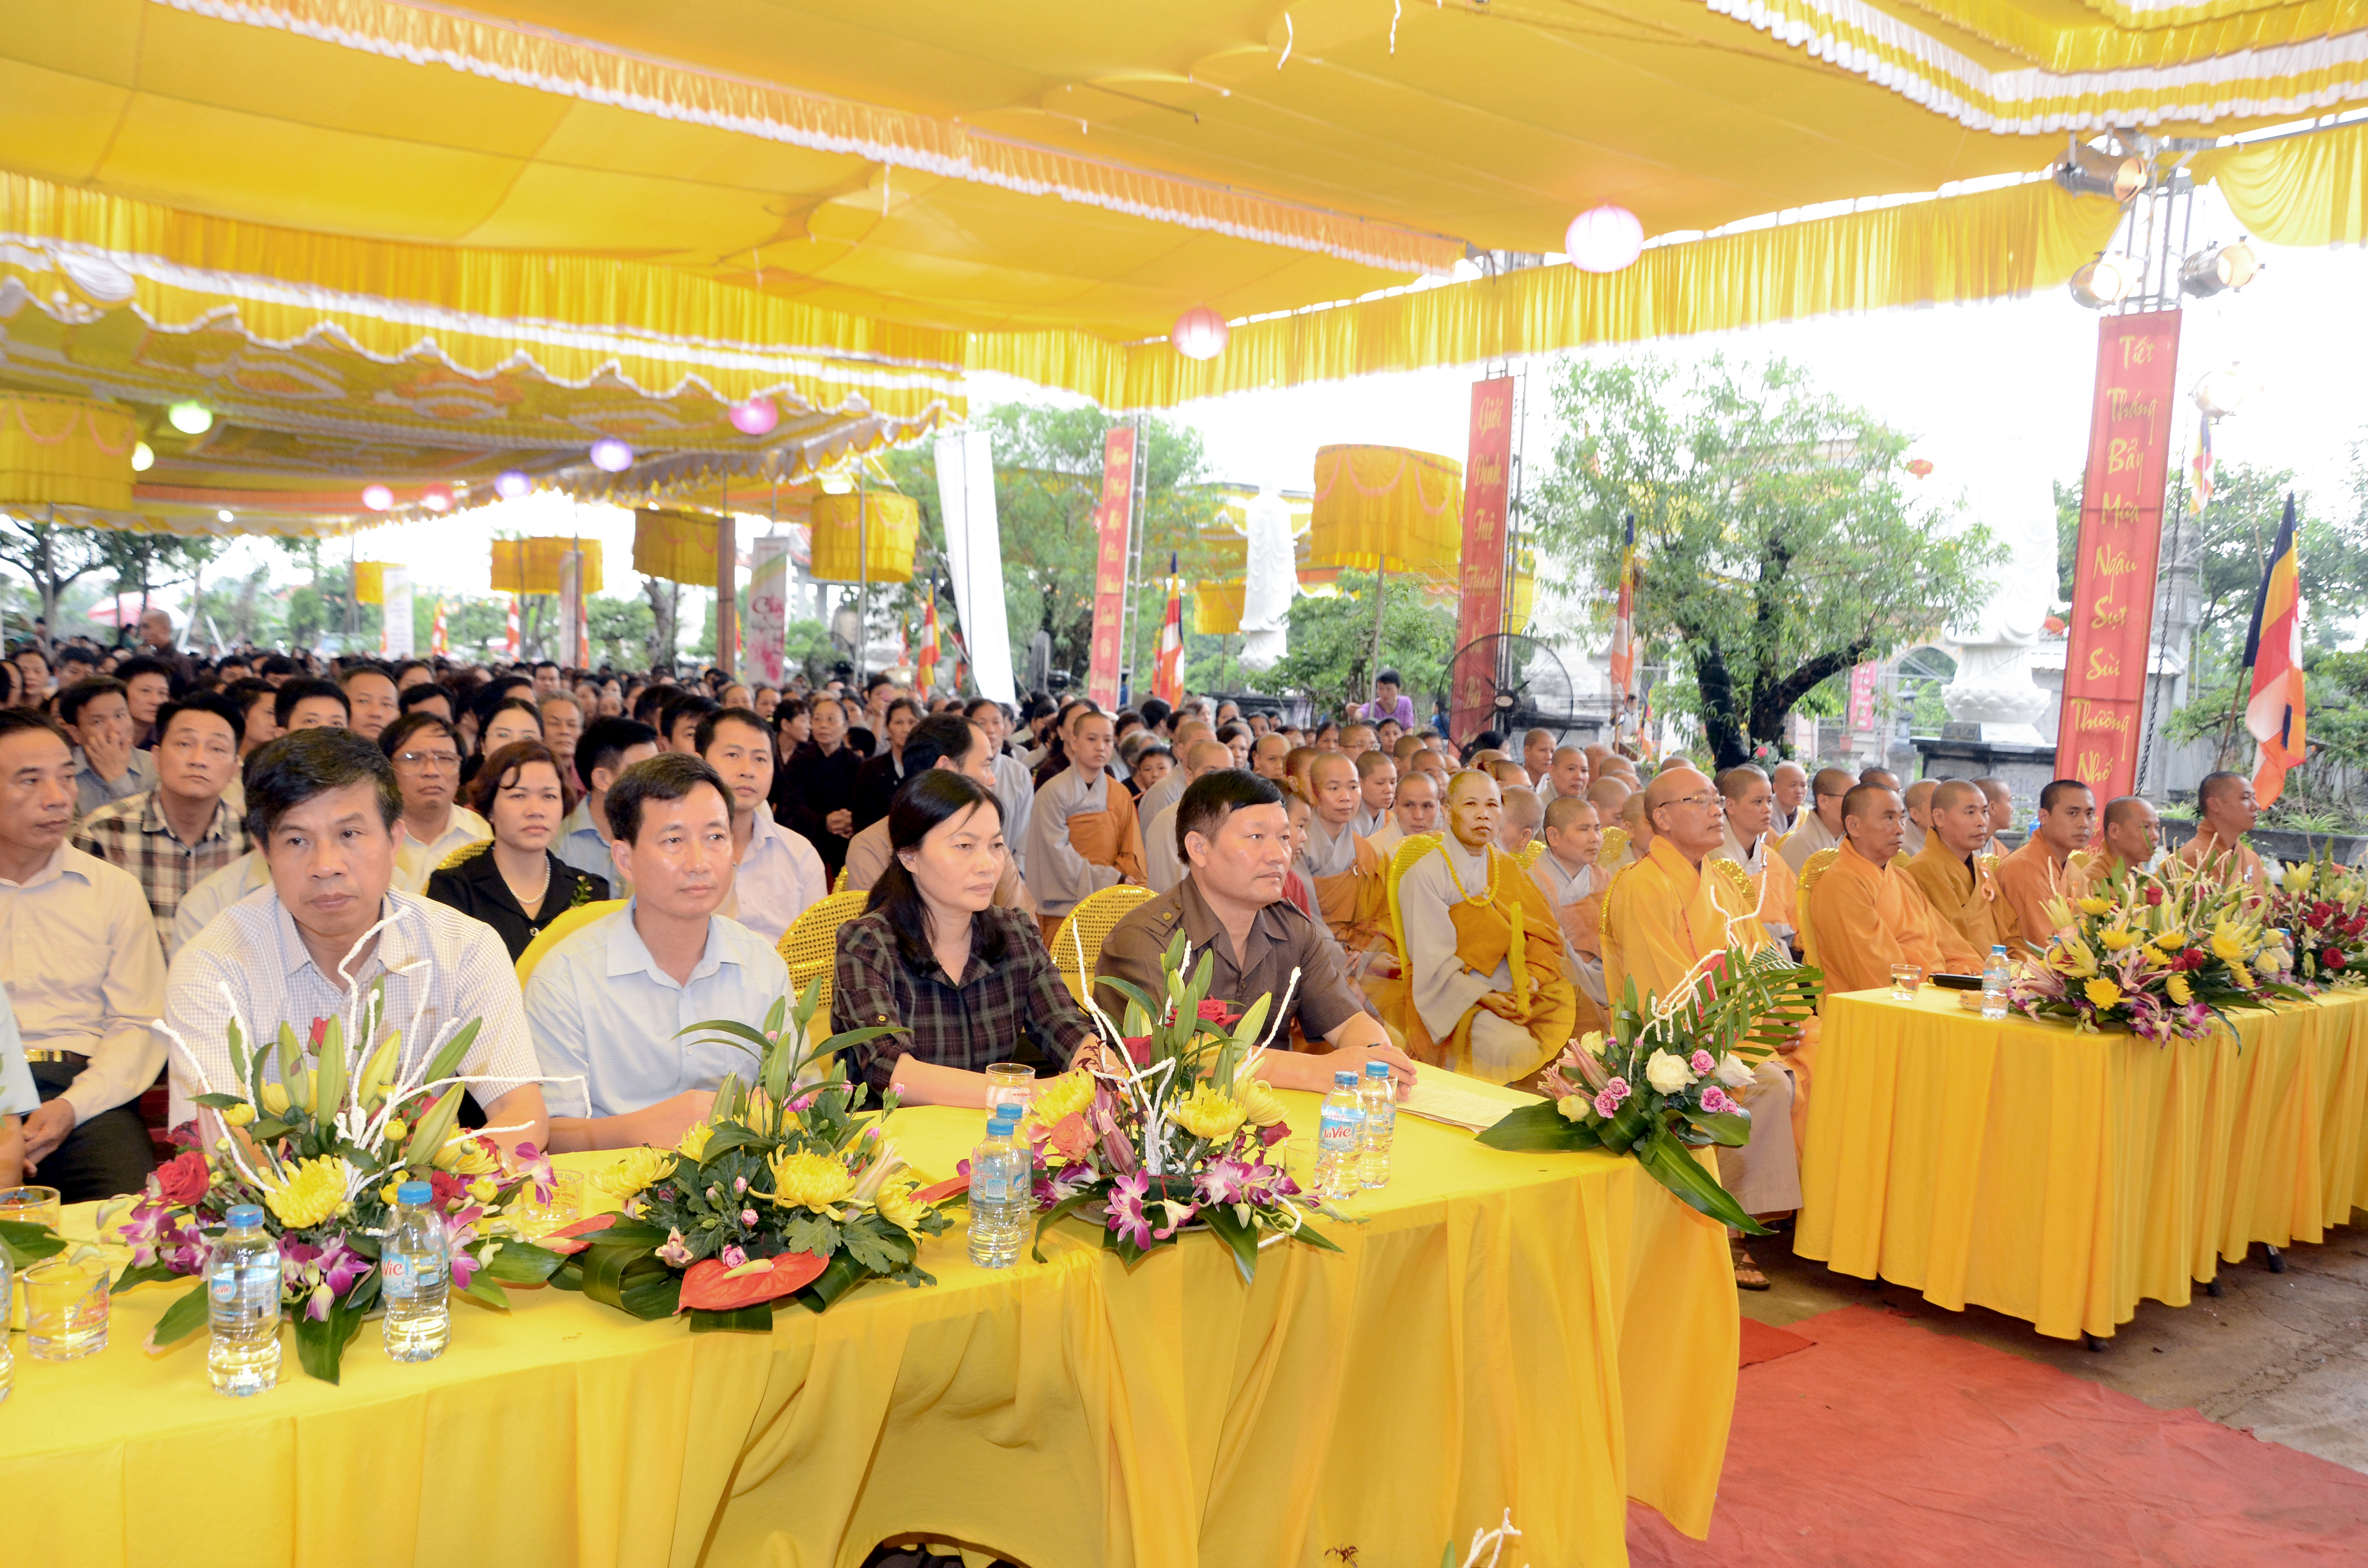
1299;752;1394;956
1603;765;1799;1288
1529;795;1609;1037
1712;764;1802;955
2175;771;2271;893
2081;795;2162;891
1900;779;2006;956
1396;771;1577;1085
1806;784;1980;995
1025;709;1147;943
1991;778;2095;955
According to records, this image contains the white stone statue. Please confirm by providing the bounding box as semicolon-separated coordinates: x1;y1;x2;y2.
1941;468;2057;744
1238;486;1295;671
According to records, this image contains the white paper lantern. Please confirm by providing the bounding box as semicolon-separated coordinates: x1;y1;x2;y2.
590;438;634;473
494;469;533;501
1172;306;1230;361
361;484;394;511
1565;205;1644;274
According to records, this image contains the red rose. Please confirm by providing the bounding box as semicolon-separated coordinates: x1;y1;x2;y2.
1121;1035;1151;1066
2328;950;2348;970
308;1016;330;1049
427;1170;469;1208
1196;1000;1240;1026
2145;885;2165;906
153;1150;211;1207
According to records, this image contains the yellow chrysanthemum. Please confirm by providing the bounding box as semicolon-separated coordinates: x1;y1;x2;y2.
2054;938;2099;979
1031;1069;1097;1126
768;1149;854;1211
2152;931;2187;954
380;1182;402;1206
2167;973;2193;1005
676;1121;715;1164
2230;963;2255;990
432;1136;499;1176
222;1102;256;1127
1173;1086;1247;1143
596;1145;674;1198
1234;1077;1289;1128
2076;896;2112;917
2084;978;2124;1011
263;1156;352;1230
468;1175;498;1203
2210;923;2249;963
259;1082;291;1117
382;1118;407;1144
2100;926;2137;952
874;1181;924;1235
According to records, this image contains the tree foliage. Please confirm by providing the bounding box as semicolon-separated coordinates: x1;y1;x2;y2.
1529;357;1999;770
1262;573;1457;716
0;514;111;631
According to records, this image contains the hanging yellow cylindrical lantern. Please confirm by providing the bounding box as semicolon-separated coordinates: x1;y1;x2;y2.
1508;547;1536;634
1306;445;1463;578
1192;581;1245;635
353;562;388;605
809;491;918;584
631;512;714;587
0;392;137;511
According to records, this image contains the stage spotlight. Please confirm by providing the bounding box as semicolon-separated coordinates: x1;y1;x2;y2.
2054;143;2147;202
2180;241;2260;298
2068;254;2134;309
2194;365;2252;420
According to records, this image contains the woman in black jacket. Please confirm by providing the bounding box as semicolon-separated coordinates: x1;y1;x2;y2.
426;738;608;961
773;692;862;882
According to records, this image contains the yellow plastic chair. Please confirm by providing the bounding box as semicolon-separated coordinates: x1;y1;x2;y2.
1597;825;1630;869
1516;839;1545;871
778;888;872;1025
515;898;626;988
1708;856;1752;907
1048;884;1156;1004
832;864;849;893
437;839;491;873
1795;848;1840;970
1382;832;1444;976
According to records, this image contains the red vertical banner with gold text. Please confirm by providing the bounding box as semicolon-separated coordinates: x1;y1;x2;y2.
1451;377;1515;744
2057;310;2182;798
1087;427;1136;711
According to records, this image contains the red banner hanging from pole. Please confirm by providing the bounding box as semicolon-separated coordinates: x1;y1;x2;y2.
1086;427;1136;711
2056;310;2182;799
1451;377;1515;745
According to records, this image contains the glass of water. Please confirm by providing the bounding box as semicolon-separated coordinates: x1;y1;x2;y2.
985;1063;1036;1121
0;1185;62;1231
24;1257;109;1361
1889;963;1924;1000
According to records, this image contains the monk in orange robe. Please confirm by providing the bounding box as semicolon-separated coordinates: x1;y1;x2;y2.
1299;753;1394;956
1396;771;1577;1085
1806;784;1980;995
1988;778;2095;954
2175;771;2271;893
1900;779;2007;956
1024;709;1147;943
1529;794;1609;1036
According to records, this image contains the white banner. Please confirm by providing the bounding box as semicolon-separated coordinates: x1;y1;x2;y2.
380;568;414;658
747;533;790;686
934;429;1015;704
558;551;584;668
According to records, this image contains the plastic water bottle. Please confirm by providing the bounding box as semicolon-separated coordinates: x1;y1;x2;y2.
1315;1069;1363;1202
1982;943;2012;1020
968;1108;1028;1268
1358;1059;1396;1189
207;1203;283;1396
381;1180;450;1362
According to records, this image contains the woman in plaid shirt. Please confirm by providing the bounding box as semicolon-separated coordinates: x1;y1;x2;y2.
831;771;1095;1102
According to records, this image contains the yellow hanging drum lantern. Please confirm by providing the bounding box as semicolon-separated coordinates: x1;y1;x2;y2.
1306;445;1463;578
809;491;919;584
0;393;138;511
1192;581;1245;635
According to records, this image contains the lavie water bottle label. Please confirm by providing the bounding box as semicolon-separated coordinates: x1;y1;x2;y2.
1319;1107;1359;1151
973;1162;1011;1204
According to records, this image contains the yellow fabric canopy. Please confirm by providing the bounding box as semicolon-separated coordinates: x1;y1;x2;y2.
1308;446;1464;577
0;392;136;510
2195;122;2368;248
633;511;723;588
493;538;606;596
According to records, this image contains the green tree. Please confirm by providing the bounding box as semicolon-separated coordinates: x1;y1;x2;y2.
1263;574;1457;716
1529;357;1999;771
880;405;1225;694
587;593;655;669
0;514;111;633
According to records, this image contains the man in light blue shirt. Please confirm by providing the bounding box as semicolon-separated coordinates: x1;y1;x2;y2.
527;752;789;1152
554;716;659;895
0;988;36;1185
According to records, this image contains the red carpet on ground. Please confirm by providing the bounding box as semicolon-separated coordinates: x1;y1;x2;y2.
1634;1305;2368;1567
1737;1317;1813;1368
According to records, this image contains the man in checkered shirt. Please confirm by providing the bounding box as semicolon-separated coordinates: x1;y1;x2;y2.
72;693;251;957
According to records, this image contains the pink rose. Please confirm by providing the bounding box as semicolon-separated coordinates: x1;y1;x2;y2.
1700;1086;1735;1115
1689;1050;1714;1076
153;1150;211;1208
1048;1112;1098;1160
1603;1076;1631;1104
1592;1090;1621;1119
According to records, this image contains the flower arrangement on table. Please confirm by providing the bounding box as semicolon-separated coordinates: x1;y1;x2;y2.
1475;943;1822;1234
123;997;564;1383
2011;858;2306;1041
1012;931;1341;1281
2266;854;2368;991
548;982;958;1331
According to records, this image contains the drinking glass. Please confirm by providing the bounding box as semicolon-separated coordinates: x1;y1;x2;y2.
985;1063;1036;1120
0;1186;62;1231
547;1170;585;1228
24;1257;109;1361
1889;964;1924;1001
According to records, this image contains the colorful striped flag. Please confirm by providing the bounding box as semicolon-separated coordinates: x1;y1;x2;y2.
431;598;448;657
915;584;941;692
505;595;519;659
2242;494;2306;806
1153;554;1184;704
1606;514;1637;701
2190;413;2215;514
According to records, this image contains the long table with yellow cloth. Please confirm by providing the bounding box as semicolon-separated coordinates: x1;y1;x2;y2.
4;1079;1738;1568
1797;986;2368;1342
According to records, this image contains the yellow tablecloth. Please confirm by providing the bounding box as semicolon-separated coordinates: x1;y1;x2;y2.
3;1082;1738;1568
1796;987;2368;1342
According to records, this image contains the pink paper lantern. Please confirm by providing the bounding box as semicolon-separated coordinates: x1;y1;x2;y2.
1172;306;1229;361
728;396;780;436
360;484;394;512
494;469;533;501
421;483;454;512
590;438;634;473
1565;205;1644;274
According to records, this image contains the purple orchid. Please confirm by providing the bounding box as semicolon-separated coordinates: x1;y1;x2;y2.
508;1141;556;1205
441;1208;486;1290
1197;1156;1256;1207
1106;1170;1156;1249
657;1228;695;1267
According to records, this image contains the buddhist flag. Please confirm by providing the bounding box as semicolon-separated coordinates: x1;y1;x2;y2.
505;596;520;659
2242;494;2306;807
1153;554;1184;704
1606;513;1637;701
431;599;448;657
2189;413;2215;515
916;583;942;692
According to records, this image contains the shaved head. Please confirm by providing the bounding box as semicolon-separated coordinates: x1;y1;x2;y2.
1587;776;1632;813
1183;739;1233;775
1842;783;1898;824
1930;779;1982;814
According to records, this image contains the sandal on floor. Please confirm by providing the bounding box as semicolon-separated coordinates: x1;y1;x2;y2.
1731;1242;1772;1291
